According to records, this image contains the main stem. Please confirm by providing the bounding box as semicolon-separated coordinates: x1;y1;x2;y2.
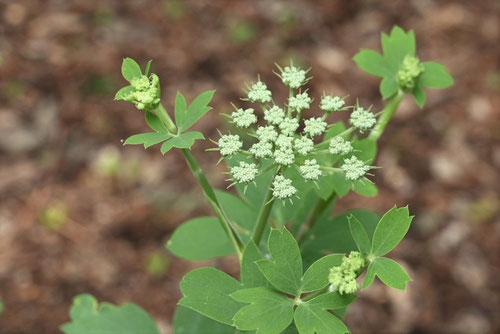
251;167;279;246
296;190;336;245
368;89;404;141
155;104;244;259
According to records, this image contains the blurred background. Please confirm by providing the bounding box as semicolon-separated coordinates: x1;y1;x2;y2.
0;0;499;333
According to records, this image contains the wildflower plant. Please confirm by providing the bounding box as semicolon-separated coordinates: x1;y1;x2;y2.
62;26;453;334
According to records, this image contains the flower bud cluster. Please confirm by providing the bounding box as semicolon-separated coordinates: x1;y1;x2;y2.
328;251;367;295
214;64;377;200
398;55;424;90
125;74;161;110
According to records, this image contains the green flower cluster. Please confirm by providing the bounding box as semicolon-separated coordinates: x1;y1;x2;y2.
124;74;161;110
398;54;424;91
214;64;374;201
328;251;367;294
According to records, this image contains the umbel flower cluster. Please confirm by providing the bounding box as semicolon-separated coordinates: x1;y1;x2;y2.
214;63;376;201
328;251;367;294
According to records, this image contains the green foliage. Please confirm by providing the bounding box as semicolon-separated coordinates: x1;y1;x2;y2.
354;26;453;107
121;58;142;82
348;215;371;254
61;294;160;334
364;257;412;290
370;206;413;257
173;306;237;334
166;217;235;260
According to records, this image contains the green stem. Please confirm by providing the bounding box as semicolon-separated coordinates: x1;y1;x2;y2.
287;87;294;117
368;90;404;141
302;286;330;302
155;103;244;259
251;167;279;246
296;191;337;245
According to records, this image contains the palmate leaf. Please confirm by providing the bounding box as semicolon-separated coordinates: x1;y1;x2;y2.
60;294;159;334
353;49;390;78
173;306;238;334
363;257;412;290
381;26;416;72
419;62;454;89
294;293;357;334
124;132;172;148
231;287;295;334
174;90;215;132
370;206;413;257
160;131;205;154
178;267;244;325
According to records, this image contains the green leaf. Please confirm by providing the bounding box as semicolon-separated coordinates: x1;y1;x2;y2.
412;84;426;108
301;254;344;293
124;132;171;148
419;61;454;89
371;206;413;257
363;261;376;288
352;178;378;197
160;131;205;154
294;292;356;334
366;257;412;290
231;287;294;334
380;76;399;99
173;306;238;334
241;241;268;288
351;138;377;164
216;190;258;244
60;294;160;334
145;111;167;133
348;215;371;254
114;85;134;100
166;217;235;260
257;228;303;296
301;209;380;266
323;121;347;141
381;26;416;72
179;267;244;325
353;49;389;77
144;60;152;76
180;90;215;131
121;58;142;82
174;91;188;128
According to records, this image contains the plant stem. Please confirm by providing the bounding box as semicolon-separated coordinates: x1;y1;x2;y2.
302;286;330;302
155;103;244;259
368;89;404;141
296;190;336;245
251;167;279;246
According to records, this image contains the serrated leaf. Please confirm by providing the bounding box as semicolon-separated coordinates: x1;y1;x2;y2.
179;267;244;325
114;85;134;100
60;294;160;334
381;26;416;72
174;91;188;128
256;228;303;296
367;257;412;290
371;206;413;257
160;131;205;154
166;217;235;260
348;215;371;254
231;287;294;334
124;132;171;148
352;178;378;197
353;49;389;77
180;90;215;131
145;111;167;133
294;292;356;334
301;209;380;266
300;254;344;293
380;76;399;99
173;306;238;334
241;241;268;288
412;84;426;108
419;61;454;89
121;58;143;82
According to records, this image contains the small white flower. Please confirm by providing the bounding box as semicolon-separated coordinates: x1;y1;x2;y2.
264;106;285;125
341;156;370;180
218;134;243;156
329;136;353;155
279;117;299;136
249;140;273;159
320;95;345;113
231;108;257;128
256;126;278;143
275;134;294;149
299;159;322;181
231;162;258;184
274;148;295;166
281;66;307;89
294;136;314;155
288;92;312;112
272;175;297;199
349;107;376;132
304;117;327;137
247;81;272;103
